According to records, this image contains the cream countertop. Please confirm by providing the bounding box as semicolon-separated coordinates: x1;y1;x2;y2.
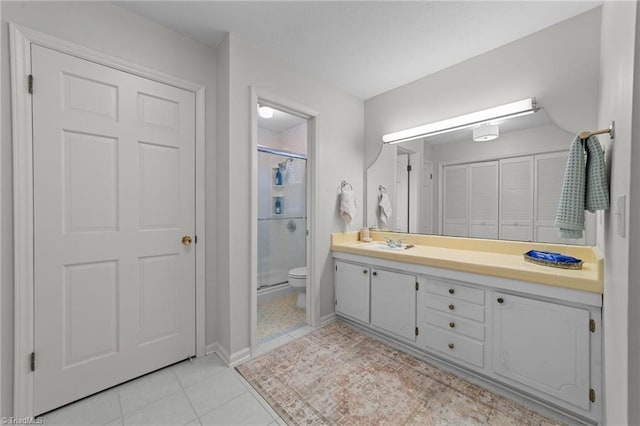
331;231;603;294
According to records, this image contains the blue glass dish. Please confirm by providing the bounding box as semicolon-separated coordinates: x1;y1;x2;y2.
523;250;583;269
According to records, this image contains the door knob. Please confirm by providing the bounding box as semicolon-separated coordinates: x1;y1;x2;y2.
182;236;193;246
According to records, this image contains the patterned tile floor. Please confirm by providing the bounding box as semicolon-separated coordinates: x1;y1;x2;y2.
257;293;306;342
238;321;566;426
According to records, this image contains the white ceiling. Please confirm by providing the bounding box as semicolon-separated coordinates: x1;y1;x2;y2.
117;1;602;100
258;106;307;133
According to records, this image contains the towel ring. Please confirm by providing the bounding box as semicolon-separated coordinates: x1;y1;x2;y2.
378;185;387;194
339;180;353;192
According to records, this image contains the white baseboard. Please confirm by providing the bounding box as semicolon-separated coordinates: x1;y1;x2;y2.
228;347;251;367
320;313;337;326
205;342;217;356
208;342;230;364
206;342;250;367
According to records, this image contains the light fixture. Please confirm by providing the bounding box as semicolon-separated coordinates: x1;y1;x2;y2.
382;97;538;144
258;105;274;119
473;124;499;142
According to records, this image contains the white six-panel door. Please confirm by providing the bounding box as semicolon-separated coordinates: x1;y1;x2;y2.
32;45;196;414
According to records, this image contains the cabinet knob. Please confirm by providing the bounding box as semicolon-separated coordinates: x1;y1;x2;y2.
497;297;504;304
448;304;455;311
449;322;455;328
448;343;455;349
363;269;368;274
448;288;455;295
372;271;378;276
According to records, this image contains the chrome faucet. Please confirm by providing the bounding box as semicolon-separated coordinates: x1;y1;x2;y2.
385;237;403;248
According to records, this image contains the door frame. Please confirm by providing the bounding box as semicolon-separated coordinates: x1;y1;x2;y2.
249;87;320;356
9;23;207;417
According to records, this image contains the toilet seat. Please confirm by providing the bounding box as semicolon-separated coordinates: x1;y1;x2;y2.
289;266;306;279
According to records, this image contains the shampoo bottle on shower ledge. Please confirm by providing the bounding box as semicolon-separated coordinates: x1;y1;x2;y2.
275;198;282;215
275;168;282;186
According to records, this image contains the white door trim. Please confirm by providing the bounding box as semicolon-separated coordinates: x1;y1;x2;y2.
9;23;207;417
249;88;320;356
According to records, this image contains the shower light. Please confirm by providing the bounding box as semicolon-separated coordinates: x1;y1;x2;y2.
258;105;274;119
382;97;538;144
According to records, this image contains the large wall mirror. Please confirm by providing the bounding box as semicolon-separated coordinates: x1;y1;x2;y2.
364;8;601;247
366;109;596;246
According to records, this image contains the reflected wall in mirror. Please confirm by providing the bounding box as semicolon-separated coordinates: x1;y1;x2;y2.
364;8;601;246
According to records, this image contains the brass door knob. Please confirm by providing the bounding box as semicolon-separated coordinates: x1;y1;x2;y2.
182;236;193;246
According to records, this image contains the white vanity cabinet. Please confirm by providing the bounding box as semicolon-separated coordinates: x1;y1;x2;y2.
334;260;370;324
332;252;602;423
418;278;486;368
370;268;417;342
492;292;592;410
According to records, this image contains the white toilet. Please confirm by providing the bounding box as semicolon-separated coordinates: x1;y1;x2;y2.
288;266;307;309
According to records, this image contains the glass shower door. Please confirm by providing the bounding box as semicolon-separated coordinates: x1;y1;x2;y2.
257;151;306;289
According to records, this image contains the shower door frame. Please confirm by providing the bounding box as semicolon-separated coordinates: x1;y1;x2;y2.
249;88;319;356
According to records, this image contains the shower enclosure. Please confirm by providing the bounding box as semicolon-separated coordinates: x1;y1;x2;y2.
257;147;307;289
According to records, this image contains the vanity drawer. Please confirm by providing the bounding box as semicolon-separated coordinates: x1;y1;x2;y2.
424;294;485;322
421;325;484;368
422;309;485;341
425;279;484;305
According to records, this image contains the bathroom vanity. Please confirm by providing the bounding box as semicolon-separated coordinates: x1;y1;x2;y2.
332;231;603;424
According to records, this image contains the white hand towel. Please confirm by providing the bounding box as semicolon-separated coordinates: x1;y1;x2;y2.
379;193;393;226
340;190;357;224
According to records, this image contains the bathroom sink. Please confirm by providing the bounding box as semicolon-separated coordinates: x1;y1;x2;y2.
363;243;411;251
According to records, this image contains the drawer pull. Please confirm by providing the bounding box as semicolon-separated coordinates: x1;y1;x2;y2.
448;343;455;349
363;269;368;274
449;322;455;328
372;271;378;276
448;288;455;295
448;304;455;311
497;297;504;304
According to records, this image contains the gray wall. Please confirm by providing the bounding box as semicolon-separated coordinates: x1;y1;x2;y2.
0;2;218;416
597;2;637;424
218;34;364;356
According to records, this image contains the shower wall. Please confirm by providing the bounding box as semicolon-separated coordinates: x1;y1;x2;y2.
257;151;306;288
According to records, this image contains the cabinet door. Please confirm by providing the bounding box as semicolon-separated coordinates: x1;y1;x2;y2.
442;164;468;237
534;152;585;244
492;293;591;410
370;269;416;341
499;157;533;241
335;261;370;323
469;161;498;239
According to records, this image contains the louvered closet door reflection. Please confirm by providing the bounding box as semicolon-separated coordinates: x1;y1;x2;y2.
469;161;498;239
534;152;583;244
32;45;196;414
499;157;533;241
443;164;468;237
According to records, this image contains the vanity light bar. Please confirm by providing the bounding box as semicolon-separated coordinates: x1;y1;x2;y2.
382;97;539;144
